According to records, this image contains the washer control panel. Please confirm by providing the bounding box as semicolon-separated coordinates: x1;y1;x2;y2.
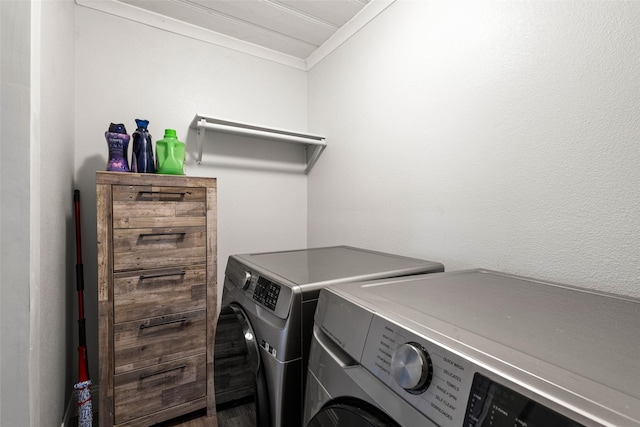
361;315;474;426
464;373;585;427
360;315;587;427
390;342;433;393
252;276;281;311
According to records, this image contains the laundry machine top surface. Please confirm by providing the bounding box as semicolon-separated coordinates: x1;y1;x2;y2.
317;269;640;426
234;245;443;290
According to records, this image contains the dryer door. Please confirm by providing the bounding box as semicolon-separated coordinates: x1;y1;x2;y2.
308;401;401;427
214;304;270;426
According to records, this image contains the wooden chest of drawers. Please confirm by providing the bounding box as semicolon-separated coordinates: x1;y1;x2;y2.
96;172;218;427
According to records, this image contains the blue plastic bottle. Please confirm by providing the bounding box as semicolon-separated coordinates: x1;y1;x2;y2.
105;123;130;172
131;119;155;173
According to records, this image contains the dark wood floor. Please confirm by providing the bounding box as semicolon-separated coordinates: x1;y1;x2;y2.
215;403;256;427
155;402;255;426
74;403;255;427
154;409;213;426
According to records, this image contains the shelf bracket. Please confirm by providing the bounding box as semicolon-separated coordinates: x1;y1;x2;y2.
196;118;207;165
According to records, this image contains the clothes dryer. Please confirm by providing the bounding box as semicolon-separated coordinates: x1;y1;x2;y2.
213;246;444;427
304;269;640;427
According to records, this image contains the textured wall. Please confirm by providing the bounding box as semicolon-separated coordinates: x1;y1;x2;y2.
1;1;76;424
308;1;640;297
38;0;76;424
1;1;32;425
75;5;309;385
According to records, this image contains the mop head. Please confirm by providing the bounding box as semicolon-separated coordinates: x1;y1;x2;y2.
74;379;93;427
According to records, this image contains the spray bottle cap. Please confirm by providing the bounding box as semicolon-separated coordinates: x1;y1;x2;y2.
108;123;127;134
135;119;149;129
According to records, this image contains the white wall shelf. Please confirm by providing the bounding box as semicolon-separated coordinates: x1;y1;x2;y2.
189;114;327;173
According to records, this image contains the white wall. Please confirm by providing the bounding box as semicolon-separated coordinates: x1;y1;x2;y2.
308;1;640;297
1;0;75;425
38;0;76;424
74;6;309;384
1;2;32;425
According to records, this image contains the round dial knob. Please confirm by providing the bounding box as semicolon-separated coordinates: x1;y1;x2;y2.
390;342;433;393
241;271;252;290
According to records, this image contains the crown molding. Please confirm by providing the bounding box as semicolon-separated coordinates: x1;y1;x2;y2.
75;0;307;70
75;0;395;71
306;0;396;70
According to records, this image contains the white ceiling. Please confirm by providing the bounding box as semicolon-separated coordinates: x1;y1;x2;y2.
76;0;395;70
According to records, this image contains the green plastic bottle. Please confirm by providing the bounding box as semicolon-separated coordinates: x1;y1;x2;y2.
156;129;185;175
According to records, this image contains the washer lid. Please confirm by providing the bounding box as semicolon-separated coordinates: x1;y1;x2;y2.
236;246;443;287
329;269;640;424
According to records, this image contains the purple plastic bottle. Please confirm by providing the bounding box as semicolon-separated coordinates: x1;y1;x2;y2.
105;123;130;172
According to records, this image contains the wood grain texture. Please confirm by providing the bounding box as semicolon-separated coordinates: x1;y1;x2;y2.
97;171;218;189
117;398;209;427
114;354;206;424
113;227;206;271
205;186;218;419
114;309;207;374
97;183;115;427
152;404;256;427
112;185;206;203
114;265;206;323
97;173;217;427
216;403;256;427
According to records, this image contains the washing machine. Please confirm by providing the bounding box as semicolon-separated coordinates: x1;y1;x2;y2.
304;269;640;427
213;246;444;427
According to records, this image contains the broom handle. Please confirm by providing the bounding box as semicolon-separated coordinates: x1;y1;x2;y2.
74;190;89;381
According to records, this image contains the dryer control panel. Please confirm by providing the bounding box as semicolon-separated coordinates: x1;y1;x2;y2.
224;256;292;320
246;274;291;319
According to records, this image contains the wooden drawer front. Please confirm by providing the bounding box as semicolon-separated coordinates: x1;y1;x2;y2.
113;227;206;272
114;310;206;374
114;266;206;324
114;354;206;424
112;185;206;229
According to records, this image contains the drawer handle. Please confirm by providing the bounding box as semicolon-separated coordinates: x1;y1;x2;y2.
138;191;190;197
139;317;187;330
140;271;186;280
139;232;186;237
139;364;186;380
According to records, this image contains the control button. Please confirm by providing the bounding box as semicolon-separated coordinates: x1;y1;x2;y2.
241;271;252;290
391;342;433;394
251;277;281;311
